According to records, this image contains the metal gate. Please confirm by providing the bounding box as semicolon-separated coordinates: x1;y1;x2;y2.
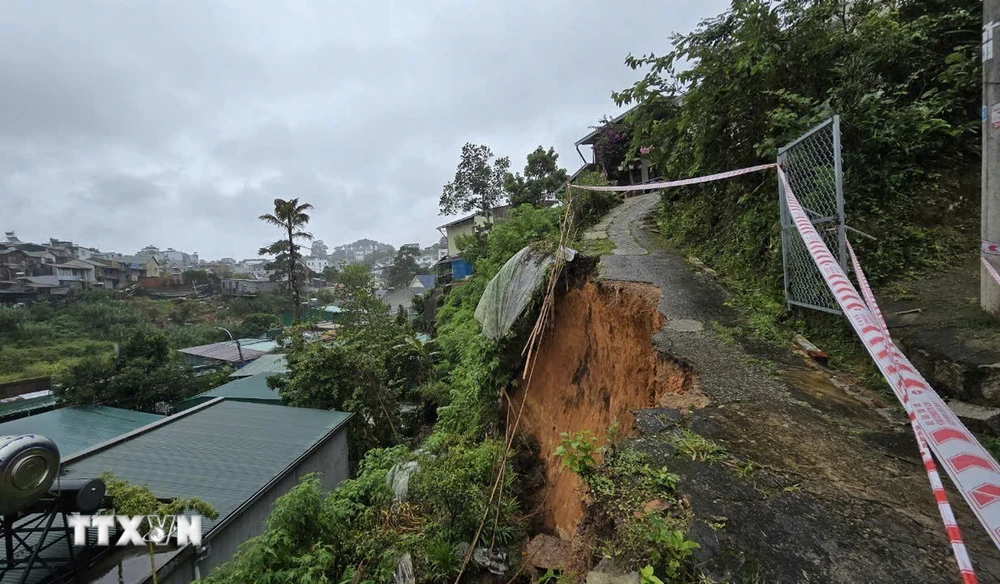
778;115;847;315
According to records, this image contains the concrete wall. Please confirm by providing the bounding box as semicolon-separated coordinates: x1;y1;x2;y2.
159;427;350;583
446;221;475;255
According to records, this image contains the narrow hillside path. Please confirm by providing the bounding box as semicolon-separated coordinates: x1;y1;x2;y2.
595;194;1000;583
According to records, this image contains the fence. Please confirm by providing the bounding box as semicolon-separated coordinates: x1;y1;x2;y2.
778;116;847;315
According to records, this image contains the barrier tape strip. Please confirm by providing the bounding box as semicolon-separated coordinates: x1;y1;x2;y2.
983;256;1000;289
982;241;1000;289
847;239;978;583
568;163;776;193
568;163;1000;575
779;166;1000;559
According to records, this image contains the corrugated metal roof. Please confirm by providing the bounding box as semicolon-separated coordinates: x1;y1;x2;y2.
0;394;59;421
0;406;162;457
178;340;267;363
229;354;288;378
176;373;283;411
238;338;279;353
61;400;352;536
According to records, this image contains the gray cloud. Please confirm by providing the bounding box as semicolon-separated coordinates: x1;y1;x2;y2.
0;0;728;259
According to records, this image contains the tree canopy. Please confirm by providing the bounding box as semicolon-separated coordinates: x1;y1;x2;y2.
439;143;510;221
387;245;428;290
504;146;569;207
613;0;980;287
260;198;314;323
55;329;223;413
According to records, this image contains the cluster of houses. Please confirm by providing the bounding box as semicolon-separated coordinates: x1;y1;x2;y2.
0;232;164;303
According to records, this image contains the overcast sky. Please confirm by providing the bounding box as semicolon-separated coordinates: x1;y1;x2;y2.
0;0;729;260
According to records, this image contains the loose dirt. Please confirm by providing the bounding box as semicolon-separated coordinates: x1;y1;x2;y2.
509;279;699;538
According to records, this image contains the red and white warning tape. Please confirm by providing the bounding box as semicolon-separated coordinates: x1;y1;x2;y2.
568;163;1000;578
568;163;776;193
847;239;977;583
779;166;1000;571
982;256;1000;289
982;241;1000;288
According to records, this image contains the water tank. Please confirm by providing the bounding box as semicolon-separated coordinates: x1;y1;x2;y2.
0;435;59;515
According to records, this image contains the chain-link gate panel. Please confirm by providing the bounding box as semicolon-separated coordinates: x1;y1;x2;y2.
778;116;846;315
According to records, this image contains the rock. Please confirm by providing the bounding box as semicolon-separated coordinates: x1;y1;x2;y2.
640;498;671;515
947;399;1000;434
667;318;704;332
633;408;683;435
524;534;572;570
793;334;828;366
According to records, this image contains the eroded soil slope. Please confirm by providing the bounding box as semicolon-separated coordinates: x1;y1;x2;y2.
513;192;1000;583
510;280;698;538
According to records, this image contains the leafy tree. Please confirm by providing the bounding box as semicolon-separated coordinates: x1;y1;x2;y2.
55;329;211;413
387;245;426;290
234;313;279;338
591;117;633;181
117;328;170;365
503;146;569;207
0;306;26;337
612;0;981;287
394;306;409;328
100;472;218;584
439;143;510;224
335;264;393;334
321;263;340;283
259;198;314;324
272;264;432;456
202;455;407;584
182;269;210;285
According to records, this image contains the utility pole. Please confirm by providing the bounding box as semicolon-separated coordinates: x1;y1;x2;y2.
983;0;1000;314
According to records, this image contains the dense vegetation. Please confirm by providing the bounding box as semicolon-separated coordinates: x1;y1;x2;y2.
203;187;650;583
614;0;980;294
0;292;219;383
54;328;232;413
0;290;287;396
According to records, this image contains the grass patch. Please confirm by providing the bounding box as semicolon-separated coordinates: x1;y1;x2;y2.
576;237;616;257
672;430;727;463
656;211;888;397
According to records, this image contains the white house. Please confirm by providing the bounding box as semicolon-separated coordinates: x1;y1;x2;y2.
306;257;329;273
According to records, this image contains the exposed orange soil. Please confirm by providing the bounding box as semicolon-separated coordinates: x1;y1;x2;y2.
509;280;696;538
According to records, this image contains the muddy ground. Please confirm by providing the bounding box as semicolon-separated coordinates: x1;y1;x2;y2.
518;193;1000;583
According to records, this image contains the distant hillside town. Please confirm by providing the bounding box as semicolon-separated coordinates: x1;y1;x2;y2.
0;230;447;304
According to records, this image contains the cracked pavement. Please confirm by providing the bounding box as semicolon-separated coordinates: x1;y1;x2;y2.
595;193;1000;583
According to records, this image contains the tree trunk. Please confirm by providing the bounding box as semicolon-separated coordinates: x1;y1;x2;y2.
288;224;301;323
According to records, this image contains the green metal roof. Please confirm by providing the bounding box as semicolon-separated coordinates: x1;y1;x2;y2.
175;373;283;411
61;399;352;537
0;394;59;421
0;405;163;457
229;353;288;378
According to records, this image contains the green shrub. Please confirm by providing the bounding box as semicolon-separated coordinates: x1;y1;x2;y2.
568;170;621;228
